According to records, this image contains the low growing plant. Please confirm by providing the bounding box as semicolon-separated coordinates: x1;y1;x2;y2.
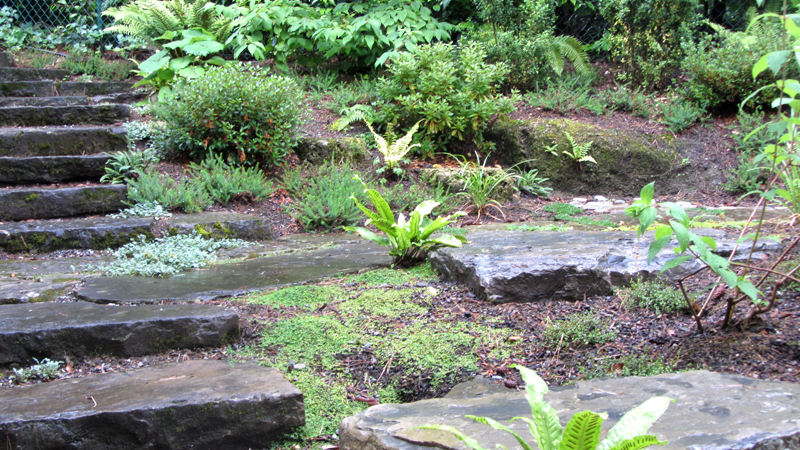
615;278;689;314
126;170;212;213
345;175;467;267
419;365;672;450
286;160;369;231
367;120;422;178
543;202;583;216
508;163;552;198
449;152;515;220
9;358;63;384
100;149;159;184
111;201;172;219
543;311;617;348
189;153;273;205
658;101;705;133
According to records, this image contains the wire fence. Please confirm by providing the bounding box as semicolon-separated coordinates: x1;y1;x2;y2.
0;0;121;30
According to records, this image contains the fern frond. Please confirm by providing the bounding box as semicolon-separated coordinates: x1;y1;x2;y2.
555;36;591;75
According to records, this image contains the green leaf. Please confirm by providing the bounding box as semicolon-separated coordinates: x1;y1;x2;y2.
138;50;170;73
700;236;716;251
647;236;671;264
177;66;205;79
654;226;672;241
156;86;173;103
765;50;792;76
513;365;563;450
183;40;225;56
597;397;673;450
639;182;655;205
753;54;769;78
669;221;690;252
660;256;692;272
558;411;604;450
467;416;534;450
429;234;465;248
413;200;439;218
168;56;192;72
736;279;759;301
607;435;668;450
637;207;657;238
343;226;391;247
664;203;688;226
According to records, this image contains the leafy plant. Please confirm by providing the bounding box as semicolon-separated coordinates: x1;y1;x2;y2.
126;170;212;213
189;153;273;205
450;153;515;220
367;120;422;177
111;201;173;219
524;75;604;115
658;101;705;133
561;132;596;167
103;0;239;43
286;160;369;231
345;175;467;267
374;42;518;152
721;150;768;193
9;358;63;384
100;148;159;184
98;232;251;277
419;365;672;450
508;163;552;197
380;180;457;216
543;311;617;348
154;64;303;167
615;279;689;314
598;84;652;118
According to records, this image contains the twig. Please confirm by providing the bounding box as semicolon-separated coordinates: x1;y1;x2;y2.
375;354;394;384
86;396;97;408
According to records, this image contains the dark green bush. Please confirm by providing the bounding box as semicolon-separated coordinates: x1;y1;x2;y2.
599;0;699;90
284;160;369;231
189;153;274;205
681;23;788;109
374;42;517;152
154;64;303;167
126;170;212;213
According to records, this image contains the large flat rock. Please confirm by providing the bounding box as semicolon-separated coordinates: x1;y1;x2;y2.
0;104;130;126
429;229;779;303
0;155;109;184
0;212;272;252
0;96;88;107
0;67;70;82
339;370;800;450
0;302;239;364
0;185;127;221
77;241;390;303
0;280;76;304
0;126;127;157
0;359;304;449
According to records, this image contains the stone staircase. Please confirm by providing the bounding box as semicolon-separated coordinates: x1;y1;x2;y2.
0;52;305;448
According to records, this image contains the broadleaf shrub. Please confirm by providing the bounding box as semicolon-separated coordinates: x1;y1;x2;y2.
154;64;303;167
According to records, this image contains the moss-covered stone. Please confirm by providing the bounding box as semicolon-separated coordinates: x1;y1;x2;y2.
484;118;685;196
294;137;369;164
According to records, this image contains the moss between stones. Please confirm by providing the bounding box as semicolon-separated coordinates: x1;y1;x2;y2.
294;137;369;164
484;118;685;196
23;193;38;202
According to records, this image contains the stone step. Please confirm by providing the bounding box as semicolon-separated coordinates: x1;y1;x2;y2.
1;81;134;97
77;241;390;304
339;370;800;450
0;67;70;82
0;212;274;252
0;155;109;185
429;229;782;303
0;302;239;364
0;280;77;304
0;104;130;126
0;360;304;450
0;185;127;221
0;126;127;157
0;53;9;68
0;96;88;107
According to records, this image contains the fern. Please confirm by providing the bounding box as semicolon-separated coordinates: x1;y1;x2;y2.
533;34;591;77
330;105;375;132
104;0;238;43
563;132;596;165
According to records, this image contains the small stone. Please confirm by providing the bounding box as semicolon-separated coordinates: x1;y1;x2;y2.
593;195;607;202
415;281;430;287
572;197;588;204
293;363;306;370
613;200;626;205
425;287;439;296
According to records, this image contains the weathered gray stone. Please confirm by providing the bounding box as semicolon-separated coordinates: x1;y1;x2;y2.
0;212;273;252
0;81;133;98
0;96;88;107
0;104;130;126
0;81;56;97
0;53;9;68
0;302;239;364
91;89;148;105
0;185;127;221
58;81;135;97
0;280;76;304
0;126;127;157
339;370;800;450
484;118;683;196
429;229;780;303
295;136;369;164
420;167;516;202
0;359;304;450
0;155;109;184
77;241;391;303
0;68;69;82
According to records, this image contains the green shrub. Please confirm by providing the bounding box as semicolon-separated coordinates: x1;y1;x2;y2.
286;160;369;231
542;311;617;348
615;279;688;314
189;153;273;205
154;64;303;167
99;232;251;277
722;150;768;193
374;42;518;151
681;22;788;109
599;0;699;90
598;84;653;118
126;170;212;213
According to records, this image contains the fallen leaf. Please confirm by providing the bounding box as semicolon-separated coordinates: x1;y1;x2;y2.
508;336;522;343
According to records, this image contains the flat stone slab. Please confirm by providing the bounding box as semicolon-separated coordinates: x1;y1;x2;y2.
0;67;69;82
0;280;76;304
0;126;127;157
0;53;9;68
0;104;130;126
0;302;239;364
0;155;109;184
0;96;88;107
0;212;272;252
339;370;800;450
0;359;304;449
429;229;780;303
77;241;390;303
1;81;134;98
0;185;127;221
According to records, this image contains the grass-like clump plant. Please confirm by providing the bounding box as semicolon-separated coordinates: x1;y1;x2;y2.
101;149;159;184
98;232;251;277
615;279;689;315
420;365;672;450
542;311;617;348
